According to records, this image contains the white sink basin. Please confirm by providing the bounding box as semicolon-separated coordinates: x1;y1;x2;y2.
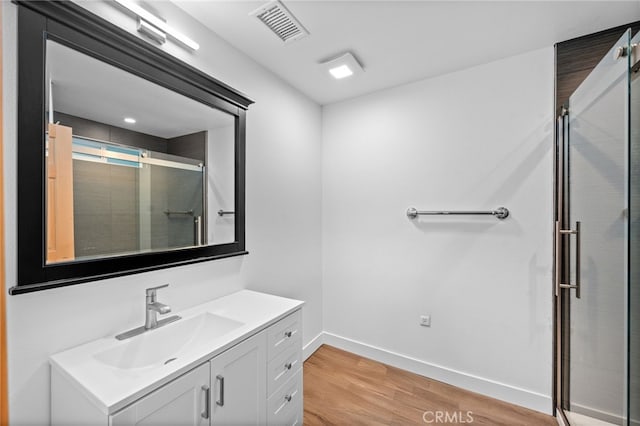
94;313;244;370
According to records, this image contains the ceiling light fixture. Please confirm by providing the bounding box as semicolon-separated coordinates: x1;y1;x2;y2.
113;0;200;50
124;117;137;124
329;65;353;80
321;52;364;80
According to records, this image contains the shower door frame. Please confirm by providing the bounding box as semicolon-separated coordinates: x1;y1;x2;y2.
554;108;570;424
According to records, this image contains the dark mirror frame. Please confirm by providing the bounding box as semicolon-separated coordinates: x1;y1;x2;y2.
10;1;253;295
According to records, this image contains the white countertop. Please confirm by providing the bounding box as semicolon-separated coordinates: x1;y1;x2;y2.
49;290;304;415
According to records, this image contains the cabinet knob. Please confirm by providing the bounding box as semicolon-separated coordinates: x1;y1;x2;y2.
284;362;292;370
284;331;293;338
284;394;292;403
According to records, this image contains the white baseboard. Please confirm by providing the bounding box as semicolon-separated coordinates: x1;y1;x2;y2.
321;331;553;415
303;332;325;360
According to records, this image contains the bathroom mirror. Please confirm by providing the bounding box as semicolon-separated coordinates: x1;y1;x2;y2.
11;2;253;294
45;40;236;263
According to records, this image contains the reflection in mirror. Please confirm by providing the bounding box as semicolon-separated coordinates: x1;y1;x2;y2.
45;40;235;264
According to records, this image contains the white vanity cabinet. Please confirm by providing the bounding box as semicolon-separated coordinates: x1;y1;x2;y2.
209;330;267;425
265;310;303;425
50;291;304;426
110;331;269;426
110;363;210;426
206;309;303;426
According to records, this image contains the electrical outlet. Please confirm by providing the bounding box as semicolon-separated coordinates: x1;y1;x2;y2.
420;315;431;327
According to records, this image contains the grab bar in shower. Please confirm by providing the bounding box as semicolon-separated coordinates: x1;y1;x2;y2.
406;207;509;220
164;209;194;216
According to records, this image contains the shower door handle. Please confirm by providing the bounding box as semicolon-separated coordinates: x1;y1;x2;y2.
555;221;581;298
194;216;202;246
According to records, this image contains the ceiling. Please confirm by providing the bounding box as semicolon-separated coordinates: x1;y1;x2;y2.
46;39;233;139
173;0;640;105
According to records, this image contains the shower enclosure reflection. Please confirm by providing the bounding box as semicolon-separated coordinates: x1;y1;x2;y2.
45;40;236;264
69;134;204;260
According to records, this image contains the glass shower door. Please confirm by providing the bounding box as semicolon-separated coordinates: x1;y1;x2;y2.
561;30;631;425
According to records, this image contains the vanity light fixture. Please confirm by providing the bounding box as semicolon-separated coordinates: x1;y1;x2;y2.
321;52;364;80
113;0;200;50
124;117;136;124
137;18;166;45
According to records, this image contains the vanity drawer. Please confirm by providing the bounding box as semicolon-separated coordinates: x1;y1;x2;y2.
267;310;301;360
267;341;302;396
267;369;302;426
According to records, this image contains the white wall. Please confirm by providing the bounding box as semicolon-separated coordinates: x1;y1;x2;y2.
321;47;554;413
2;1;322;424
207;125;235;245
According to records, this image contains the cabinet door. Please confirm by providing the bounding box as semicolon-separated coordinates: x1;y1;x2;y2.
110;363;210;426
210;332;267;425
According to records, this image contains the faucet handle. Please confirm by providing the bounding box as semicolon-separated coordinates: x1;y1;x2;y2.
146;284;169;296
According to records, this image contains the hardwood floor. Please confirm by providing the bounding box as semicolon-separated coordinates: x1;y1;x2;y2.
303;345;556;426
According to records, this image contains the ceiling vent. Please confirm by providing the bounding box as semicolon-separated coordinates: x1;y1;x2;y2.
250;0;309;44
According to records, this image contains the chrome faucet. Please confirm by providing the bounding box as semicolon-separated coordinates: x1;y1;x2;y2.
115;284;181;340
145;284;172;329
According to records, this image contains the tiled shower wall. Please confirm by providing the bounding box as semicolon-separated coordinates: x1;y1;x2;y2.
73;160;140;258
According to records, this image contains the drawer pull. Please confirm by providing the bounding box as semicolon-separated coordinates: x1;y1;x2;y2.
284;331;293;338
284;394;292;403
284;362;292;370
